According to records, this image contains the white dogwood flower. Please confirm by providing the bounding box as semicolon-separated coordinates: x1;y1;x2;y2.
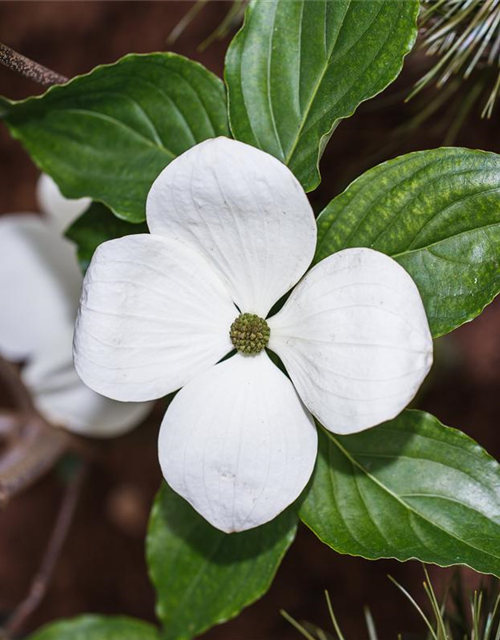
0;177;151;436
74;138;433;532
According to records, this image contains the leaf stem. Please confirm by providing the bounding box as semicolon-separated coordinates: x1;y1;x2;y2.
0;42;67;86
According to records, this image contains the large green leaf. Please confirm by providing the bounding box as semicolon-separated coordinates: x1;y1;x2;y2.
315;148;500;337
27;616;159;640
1;53;229;222
225;0;418;191
300;411;500;576
66;202;148;272
147;483;298;640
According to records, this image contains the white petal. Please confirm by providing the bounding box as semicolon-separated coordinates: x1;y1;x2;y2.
74;233;237;402
268;248;433;435
147;137;316;316
23;329;152;437
37;174;91;233
158;352;317;533
0;215;82;361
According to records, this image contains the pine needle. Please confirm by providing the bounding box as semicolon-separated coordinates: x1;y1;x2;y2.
415;0;500;117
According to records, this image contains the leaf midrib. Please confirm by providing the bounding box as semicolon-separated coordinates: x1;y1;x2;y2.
392;216;500;261
324;428;500;563
315;160;498;259
63;108;176;157
164;535;226;637
283;0;357;165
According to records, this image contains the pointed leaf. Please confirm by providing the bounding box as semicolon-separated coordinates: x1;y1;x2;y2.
1;53;229;222
300;410;500;576
225;0;418;191
315;148;500;337
147;483;298;640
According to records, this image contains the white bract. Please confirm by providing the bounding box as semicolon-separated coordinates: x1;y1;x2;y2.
74;138;433;533
37;173;91;233
0;176;151;436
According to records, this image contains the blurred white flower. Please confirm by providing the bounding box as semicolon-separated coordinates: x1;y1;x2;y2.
0;176;152;437
74;138;433;532
36;173;91;233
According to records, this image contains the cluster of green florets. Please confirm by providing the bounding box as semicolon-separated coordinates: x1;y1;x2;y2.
230;313;270;355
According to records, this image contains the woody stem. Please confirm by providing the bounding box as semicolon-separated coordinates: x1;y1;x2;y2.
0;43;68;86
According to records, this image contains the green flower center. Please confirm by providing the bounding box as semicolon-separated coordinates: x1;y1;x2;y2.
230;313;270;355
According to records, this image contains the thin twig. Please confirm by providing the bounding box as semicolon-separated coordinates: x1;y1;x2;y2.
3;461;88;638
0;43;67;87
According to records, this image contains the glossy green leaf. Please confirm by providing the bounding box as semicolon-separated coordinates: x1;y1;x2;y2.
300;411;500;576
27;616;159;640
1;53;229;222
147;483;298;640
66;202;148;272
315;148;500;337
225;0;418;191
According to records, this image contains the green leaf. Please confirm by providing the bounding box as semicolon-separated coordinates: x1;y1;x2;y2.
27;616;159;640
66;202;148;272
300;410;500;577
225;0;418;191
147;483;298;640
1;53;229;222
314;147;500;337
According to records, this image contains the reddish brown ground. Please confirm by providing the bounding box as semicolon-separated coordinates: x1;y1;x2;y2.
0;3;499;639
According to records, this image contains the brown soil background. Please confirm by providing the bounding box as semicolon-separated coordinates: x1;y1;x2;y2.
0;2;499;639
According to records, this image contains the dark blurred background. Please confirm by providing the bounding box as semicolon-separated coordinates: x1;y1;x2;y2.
1;2;500;639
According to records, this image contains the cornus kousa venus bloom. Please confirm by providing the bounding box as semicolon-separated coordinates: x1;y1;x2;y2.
0;176;151;436
74;137;433;532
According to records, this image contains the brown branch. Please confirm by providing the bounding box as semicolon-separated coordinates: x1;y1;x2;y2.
0;354;71;507
0;43;67;87
0;354;97;508
0;356;35;416
3;461;88;638
0;411;22;440
0;418;71;509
